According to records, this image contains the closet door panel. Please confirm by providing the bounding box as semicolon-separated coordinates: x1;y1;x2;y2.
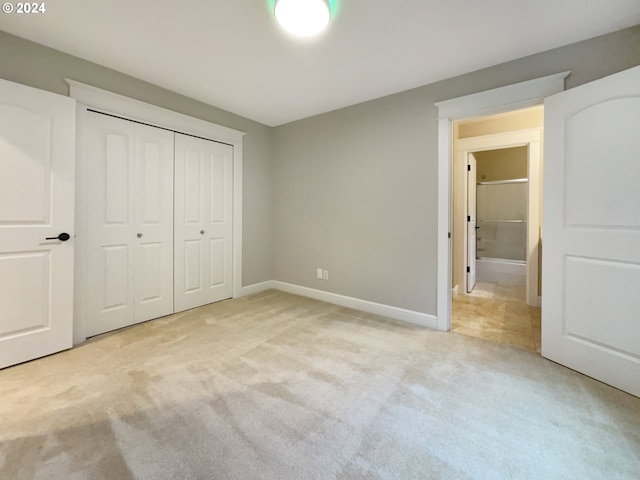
184;149;204;223
209;238;225;287
175;134;233;312
85;112;136;336
184;239;204;293
174;143;207;311
206;147;233;298
133;124;174;322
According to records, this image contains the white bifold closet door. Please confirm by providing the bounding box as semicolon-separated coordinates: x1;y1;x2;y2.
174;133;233;312
85;112;174;337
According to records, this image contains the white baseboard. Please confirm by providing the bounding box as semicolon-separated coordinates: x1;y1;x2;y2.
240;280;437;329
240;280;276;296
270;281;437;329
452;284;459;296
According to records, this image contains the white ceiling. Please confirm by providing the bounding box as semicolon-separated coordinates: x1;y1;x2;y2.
1;1;639;126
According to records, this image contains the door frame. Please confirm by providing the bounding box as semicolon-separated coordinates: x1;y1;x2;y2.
434;71;569;331
456;130;542;306
466;152;477;293
67;80;245;344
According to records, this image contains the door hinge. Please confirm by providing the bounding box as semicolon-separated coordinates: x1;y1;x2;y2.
448;232;451;239
467;164;471;171
467;215;471;222
467;266;470;273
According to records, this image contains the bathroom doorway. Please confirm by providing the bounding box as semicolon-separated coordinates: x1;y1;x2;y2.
450;107;543;352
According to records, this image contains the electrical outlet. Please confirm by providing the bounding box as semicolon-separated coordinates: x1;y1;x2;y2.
323;270;329;280
316;268;323;279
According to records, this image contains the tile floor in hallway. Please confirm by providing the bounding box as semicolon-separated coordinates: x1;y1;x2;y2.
451;281;542;352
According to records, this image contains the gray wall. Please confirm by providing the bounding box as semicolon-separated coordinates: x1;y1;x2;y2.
0;31;274;286
273;25;640;315
3;25;640;315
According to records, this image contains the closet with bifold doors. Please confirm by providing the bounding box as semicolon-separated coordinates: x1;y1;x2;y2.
82;110;233;338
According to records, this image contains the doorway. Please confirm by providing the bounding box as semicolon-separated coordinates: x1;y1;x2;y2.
435;68;640;396
450;107;543;351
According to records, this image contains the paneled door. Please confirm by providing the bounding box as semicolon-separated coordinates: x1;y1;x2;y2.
174;133;233;312
0;78;75;368
84;112;174;337
542;65;640;397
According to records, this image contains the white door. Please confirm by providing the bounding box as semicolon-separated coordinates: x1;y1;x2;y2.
0;79;75;368
466;153;477;293
542;66;640;397
174;133;233;312
133;123;175;323
84;112;174;337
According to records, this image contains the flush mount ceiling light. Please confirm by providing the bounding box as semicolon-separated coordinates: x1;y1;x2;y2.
274;0;331;37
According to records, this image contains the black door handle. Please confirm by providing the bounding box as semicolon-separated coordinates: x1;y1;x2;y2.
45;233;70;241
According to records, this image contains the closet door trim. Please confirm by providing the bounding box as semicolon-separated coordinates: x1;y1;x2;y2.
70;80;244;345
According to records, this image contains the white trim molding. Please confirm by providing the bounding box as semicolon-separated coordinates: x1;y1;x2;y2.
435;71;570;332
241;281;276;296
66;79;244;145
435;72;570;120
240;281;437;329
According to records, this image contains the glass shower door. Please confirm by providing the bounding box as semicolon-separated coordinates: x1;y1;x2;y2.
476;179;527;262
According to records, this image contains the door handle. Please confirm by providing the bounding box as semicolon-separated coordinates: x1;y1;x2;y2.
45;233;70;241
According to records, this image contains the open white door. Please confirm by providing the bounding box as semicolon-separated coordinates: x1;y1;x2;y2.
466;153;477;293
0;79;75;368
542;66;640;397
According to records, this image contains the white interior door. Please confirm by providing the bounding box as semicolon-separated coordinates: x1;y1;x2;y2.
542;65;640;397
466;153;477;293
84;112;174;337
174;133;233;312
0;78;75;368
133;124;174;323
85;112;135;335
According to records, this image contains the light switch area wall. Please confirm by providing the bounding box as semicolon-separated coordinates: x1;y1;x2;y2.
0;31;275;287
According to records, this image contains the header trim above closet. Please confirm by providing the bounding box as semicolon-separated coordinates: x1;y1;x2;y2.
66;79;245;146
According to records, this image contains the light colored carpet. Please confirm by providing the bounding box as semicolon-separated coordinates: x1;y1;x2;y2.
1;290;638;480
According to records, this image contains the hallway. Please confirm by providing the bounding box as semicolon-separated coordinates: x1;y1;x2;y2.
451;282;541;352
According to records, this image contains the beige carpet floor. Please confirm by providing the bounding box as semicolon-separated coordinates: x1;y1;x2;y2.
1;290;639;480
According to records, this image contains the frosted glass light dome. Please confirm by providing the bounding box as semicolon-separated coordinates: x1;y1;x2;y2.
275;0;331;37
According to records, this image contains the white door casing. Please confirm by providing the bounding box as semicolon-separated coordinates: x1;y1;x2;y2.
174;133;233;312
0;78;75;368
435;72;568;331
542;66;640;397
84;112;174;337
466;153;477;293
